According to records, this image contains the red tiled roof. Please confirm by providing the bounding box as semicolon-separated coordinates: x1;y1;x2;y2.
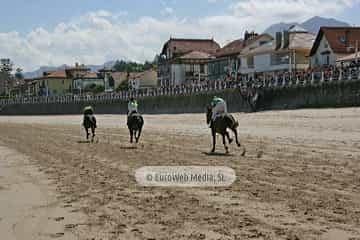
161;38;220;56
82;72;98;78
179;51;214;59
310;27;360;56
43;70;67;78
215;39;244;57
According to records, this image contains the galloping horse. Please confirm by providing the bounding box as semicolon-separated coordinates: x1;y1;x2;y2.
83;114;96;142
206;106;241;153
127;112;144;143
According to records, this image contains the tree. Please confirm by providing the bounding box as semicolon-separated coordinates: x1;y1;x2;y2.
14;68;24;81
0;59;14;95
84;84;105;94
116;79;129;92
112;59;156;73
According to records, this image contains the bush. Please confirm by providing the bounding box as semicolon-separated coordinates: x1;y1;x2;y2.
85;84;105;94
116;80;129;92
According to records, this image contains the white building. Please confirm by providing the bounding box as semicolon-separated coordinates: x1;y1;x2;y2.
309;27;360;67
239;27;315;77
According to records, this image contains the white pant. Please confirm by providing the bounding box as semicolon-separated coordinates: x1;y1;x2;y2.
212;102;227;120
128;106;138;116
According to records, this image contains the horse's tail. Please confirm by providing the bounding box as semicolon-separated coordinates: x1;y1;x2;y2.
234;120;239;128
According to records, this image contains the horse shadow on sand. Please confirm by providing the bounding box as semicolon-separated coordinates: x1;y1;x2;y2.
202;151;234;157
77;140;91;144
120;145;138;150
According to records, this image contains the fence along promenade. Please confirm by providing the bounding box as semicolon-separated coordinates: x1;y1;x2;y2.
1;67;360;106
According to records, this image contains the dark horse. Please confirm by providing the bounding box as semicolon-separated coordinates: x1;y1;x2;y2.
83;115;96;142
127;112;144;143
206;106;241;154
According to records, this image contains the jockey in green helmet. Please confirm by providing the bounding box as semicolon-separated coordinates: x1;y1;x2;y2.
127;97;139;116
83;105;94;115
211;96;227;121
83;105;97;128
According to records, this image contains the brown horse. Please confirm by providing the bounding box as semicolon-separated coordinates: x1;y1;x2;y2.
206;106;241;154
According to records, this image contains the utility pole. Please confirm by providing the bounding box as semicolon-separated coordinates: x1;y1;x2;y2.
289;52;292;73
356;40;359;64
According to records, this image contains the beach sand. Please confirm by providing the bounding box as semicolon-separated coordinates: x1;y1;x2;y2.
0;108;359;239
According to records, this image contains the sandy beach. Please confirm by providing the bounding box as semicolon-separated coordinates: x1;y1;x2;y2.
0;108;360;239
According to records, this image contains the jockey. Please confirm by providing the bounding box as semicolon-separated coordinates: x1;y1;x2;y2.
127;97;139;116
83;105;94;115
211;96;227;121
83;105;97;128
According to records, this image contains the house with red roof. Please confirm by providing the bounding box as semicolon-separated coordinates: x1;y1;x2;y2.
158;38;220;86
309;27;360;67
27;63;101;96
30;69;71;96
239;27;315;77
208;39;244;81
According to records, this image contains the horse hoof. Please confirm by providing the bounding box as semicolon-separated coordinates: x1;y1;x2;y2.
241;148;246;156
211;149;215;153
237;143;241;147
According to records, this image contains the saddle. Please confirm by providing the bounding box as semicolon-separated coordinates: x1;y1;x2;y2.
127;111;141;125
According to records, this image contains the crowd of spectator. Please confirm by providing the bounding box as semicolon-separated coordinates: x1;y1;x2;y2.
1;64;360;106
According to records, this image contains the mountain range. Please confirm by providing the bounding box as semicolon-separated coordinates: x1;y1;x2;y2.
23;61;116;79
264;16;350;36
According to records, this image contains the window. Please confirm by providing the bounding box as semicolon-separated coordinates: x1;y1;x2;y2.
247;56;254;68
200;64;205;74
259;41;267;46
339;36;346;44
271;52;289;65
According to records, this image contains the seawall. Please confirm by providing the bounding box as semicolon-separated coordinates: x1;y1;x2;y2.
1;80;360;115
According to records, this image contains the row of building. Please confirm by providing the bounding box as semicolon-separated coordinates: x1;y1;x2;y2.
16;63;157;97
6;26;360;97
157;26;360;86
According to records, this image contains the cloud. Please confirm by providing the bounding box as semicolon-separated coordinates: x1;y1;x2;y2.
0;1;357;71
161;7;174;16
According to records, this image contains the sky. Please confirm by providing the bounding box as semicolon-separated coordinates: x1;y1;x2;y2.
0;0;360;72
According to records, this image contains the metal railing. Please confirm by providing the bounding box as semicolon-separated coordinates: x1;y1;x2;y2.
1;67;360;106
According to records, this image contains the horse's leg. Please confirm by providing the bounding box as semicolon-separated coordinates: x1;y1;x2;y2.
85;127;89;140
222;133;229;154
225;131;233;144
231;127;241;147
129;128;133;143
136;128;142;143
211;128;216;153
91;127;95;142
134;130;138;143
